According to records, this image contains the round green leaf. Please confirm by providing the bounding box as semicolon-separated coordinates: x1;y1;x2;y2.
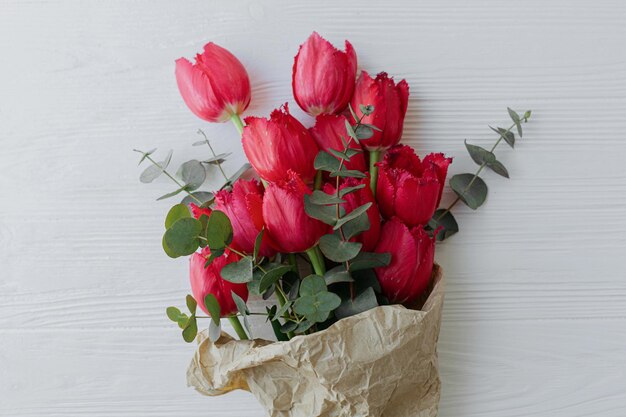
465;141;496;166
162;218;202;257
429;209;459;241
449;173;488;210
165;203;191;229
317;291;342;311
186;294;197;314
166;306;183;322
319;234;362;263
206;210;233;252
221;257;254;284
182;317;198;343
177;160;206;191
181;191;214;206
300;275;327;296
204;294;221;326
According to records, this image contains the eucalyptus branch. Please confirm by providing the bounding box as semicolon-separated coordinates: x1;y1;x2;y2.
197;129;230;183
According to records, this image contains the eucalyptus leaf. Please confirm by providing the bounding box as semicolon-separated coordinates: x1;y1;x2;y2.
334;287;378;319
324;265;353;285
334;202;372;230
178;160;206;191
300;275;327;296
185;294;197;315
162;217;202;258
204;294;221;326
165;203;191;229
449;173;488;210
166;306;184;322
341;210;371;239
208;319;221;342
253;229;264;261
226;163;251;185
182;317;198;343
272;320;290;341
136;147;157;165
314;151;341;172
359;104;374;116
328;148;351;161
202;152;231;165
304;194;338;226
310;190;345;205
280;321;298;333
465;141;496;166
507;107;523;137
490;126;515;148
181;191;214;206
140;163;165;183
319;234;362;263
344;120;357;140
206;210;233;253
294;320;314;333
157;186;187;201
487;160;509;178
355;124;373;140
339;184;365;197
259;265;292;294
275;300;293;318
330;169;367;179
349;252;391;271
429;209;459;241
221;257;254;283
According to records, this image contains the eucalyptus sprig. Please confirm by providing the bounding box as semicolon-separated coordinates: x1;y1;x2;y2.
429;107;533;240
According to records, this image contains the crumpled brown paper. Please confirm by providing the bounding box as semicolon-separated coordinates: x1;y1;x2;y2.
187;265;444;417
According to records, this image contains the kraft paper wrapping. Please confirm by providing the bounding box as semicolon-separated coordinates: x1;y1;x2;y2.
187;265;444;417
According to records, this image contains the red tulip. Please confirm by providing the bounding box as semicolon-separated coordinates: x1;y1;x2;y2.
374;218;435;304
350;71;409;150
323;177;381;251
423;153;453;206
262;171;329;253
242;104;319;183
214;179;277;258
292;32;357;116
190;247;248;316
309;114;367;172
377;145;442;227
189;203;212;219
175;42;251;123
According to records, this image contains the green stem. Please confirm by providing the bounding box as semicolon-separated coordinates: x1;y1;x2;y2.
288;253;298;272
305;247;326;275
198;129;229;183
144;154;203;205
231;114;245;135
227;316;249;340
369;150;381;197
274;285;295;339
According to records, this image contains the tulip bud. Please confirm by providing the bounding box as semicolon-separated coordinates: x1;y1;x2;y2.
175;42;251;123
309;114;367;172
242;104;319;183
350;71;409;151
374;218;435;304
292;32;357;116
262;171;329;253
189;247;248;316
323;177;381;251
422;153;453;206
377;145;442;227
214;179;277;258
189;203;212;219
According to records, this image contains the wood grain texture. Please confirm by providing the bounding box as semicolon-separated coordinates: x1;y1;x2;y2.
1;0;626;416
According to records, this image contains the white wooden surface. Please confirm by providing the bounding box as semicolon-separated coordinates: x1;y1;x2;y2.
2;1;626;416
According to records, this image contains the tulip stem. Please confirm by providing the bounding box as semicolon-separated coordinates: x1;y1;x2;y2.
305;247;326;276
227;316;249;340
231;114;245;135
369;151;381;197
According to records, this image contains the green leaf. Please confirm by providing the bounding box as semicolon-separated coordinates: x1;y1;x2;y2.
449;173;488;210
341;210;371;239
221;257;254;283
280;321;298;333
162;218;202;258
300;275;327;296
359;104;374;116
157;185;187;201
231;291;249;316
487;160;509;178
329;169;367;179
294;292;342;323
202;152;231;165
339;184;365;197
334;202;372;230
181;191;214;206
319;234;362;263
253;229;264;261
429;209;459;241
507;107;523;137
186;294;197;314
490;126;515;148
140;163;165;183
177;160;206;191
344;119;357;140
182;317;198;343
226;163;251;185
208;319;221;342
523;110;532;121
136;148;157;165
355;125;373;140
259;265;292;293
465;141;496;166
275;300;292;318
206;210;233;253
271;319;290;341
349;252;391;271
324;265;353;285
304;194;338;226
204;294;221;326
294;320;314;333
166;306;184;322
165;203;191;229
328;148;351;161
314;151;342;172
310;190;345;205
334;287;378;319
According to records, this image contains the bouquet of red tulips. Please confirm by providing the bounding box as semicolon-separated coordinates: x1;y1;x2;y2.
136;32;532;417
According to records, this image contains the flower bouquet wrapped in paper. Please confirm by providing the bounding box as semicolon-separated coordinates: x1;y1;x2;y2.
135;32;532;417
